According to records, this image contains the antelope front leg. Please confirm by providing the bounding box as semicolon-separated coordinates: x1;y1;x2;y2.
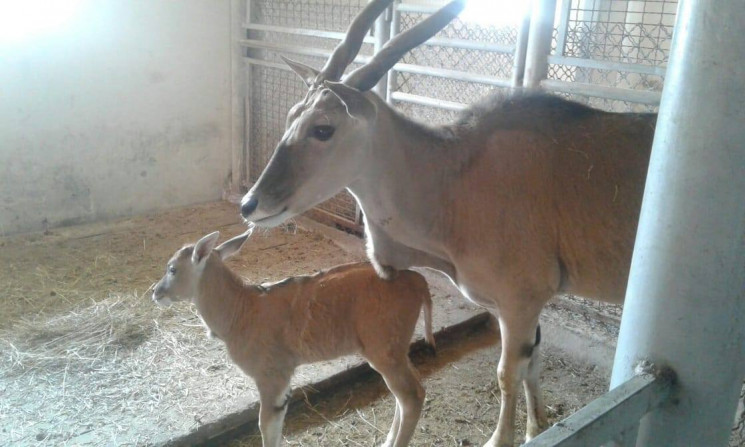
485;314;541;447
257;379;291;447
523;328;549;440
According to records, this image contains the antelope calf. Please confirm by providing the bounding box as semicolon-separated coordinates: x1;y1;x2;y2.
152;230;434;447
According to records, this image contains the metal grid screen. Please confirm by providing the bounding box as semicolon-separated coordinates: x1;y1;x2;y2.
247;1;369;228
549;0;677;112
392;8;518;124
245;0;677;228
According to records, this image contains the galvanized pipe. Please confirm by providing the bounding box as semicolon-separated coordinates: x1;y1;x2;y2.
511;12;530;87
610;1;745;446
230;0;247;193
523;0;556;88
525;365;674;446
372;3;392;97
385;3;401;104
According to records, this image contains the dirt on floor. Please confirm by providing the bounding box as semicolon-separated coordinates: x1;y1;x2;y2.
0;201;362;445
1;200;742;447
225;317;610;447
0;201;360;329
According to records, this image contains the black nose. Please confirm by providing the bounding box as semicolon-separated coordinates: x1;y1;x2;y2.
241;196;259;218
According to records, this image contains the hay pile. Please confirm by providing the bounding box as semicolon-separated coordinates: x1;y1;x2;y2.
0;292;254;445
0;202;361;444
1;294;154;376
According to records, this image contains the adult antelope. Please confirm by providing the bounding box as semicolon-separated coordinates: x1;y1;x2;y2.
240;0;656;445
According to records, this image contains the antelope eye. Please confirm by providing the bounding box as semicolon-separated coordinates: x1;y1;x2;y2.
311;125;335;141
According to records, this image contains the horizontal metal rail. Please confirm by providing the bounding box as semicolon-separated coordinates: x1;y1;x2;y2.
243;23;513;54
548;55;667;77
243;23;375;44
390;91;466;111
239;38;372;64
425;37;513;54
393;62;512;87
240;42;512;89
525;366;675;446
396;3;439;14
540;79;662;105
245;56;293;72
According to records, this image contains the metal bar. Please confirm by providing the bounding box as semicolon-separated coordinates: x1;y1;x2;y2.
389;91;466;111
548;55;667;77
239;39;372;64
554;0;573;57
424;37;513;54
524;0;558;88
243;51;510;90
244;0;251;25
244;56;294;72
230;0;247;194
525;369;674;446
610;0;745;445
395;3;439;14
386;3;401;104
512;13;531;87
243;23;375;44
373;3;392;97
244;0;252;184
243;85;252;187
393;63;512;87
539;79;661;105
243;23;511;54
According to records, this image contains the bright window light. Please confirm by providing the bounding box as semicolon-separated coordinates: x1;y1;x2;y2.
460;0;530;26
0;0;85;43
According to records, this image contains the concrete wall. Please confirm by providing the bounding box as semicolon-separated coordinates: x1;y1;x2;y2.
0;1;234;235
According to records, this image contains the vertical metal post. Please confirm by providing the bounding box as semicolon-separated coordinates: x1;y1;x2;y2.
553;0;572;58
610;1;745;446
372;3;392;98
244;0;253;185
230;0;248;193
523;0;557;89
511;12;531;87
385;3;401;104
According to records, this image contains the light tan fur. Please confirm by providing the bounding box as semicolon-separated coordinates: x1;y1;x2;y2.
239;1;655;445
153;231;434;447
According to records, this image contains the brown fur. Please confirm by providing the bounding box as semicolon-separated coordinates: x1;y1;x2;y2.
240;1;657;443
154;236;434;447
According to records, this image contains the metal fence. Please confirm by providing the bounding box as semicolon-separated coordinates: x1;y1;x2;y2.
546;0;676;112
243;0;370;230
240;0;676;230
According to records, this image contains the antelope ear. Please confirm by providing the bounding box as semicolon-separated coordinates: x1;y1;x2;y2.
193;231;220;265
323;81;376;120
215;228;252;260
281;55;321;87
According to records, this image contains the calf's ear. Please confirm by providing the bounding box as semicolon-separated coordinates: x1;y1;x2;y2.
193;231;220;265
215;229;252;260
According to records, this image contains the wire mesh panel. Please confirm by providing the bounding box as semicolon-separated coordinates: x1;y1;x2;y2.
252;0;368;31
243;0;677;230
561;0;675;64
390;5;520;125
549;0;677;112
246;1;370;230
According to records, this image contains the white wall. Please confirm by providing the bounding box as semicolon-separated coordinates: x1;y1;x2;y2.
0;1;234;235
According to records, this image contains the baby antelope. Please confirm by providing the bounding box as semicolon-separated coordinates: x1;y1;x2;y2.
152;230;434;447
